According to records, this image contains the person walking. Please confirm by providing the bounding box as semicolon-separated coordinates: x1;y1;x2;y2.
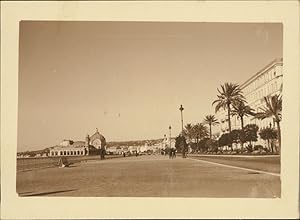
172;148;176;159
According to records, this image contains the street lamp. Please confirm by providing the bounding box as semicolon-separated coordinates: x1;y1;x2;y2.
197;133;199;152
179;104;184;133
169;125;172;148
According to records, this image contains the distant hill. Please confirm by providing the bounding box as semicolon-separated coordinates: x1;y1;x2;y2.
17;148;50;157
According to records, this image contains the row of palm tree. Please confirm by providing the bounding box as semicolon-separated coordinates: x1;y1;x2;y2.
182;115;220;146
211;82;282;151
183;123;209;144
203;115;219;139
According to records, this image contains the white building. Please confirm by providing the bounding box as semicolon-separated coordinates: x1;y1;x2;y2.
215;58;283;138
49;129;106;157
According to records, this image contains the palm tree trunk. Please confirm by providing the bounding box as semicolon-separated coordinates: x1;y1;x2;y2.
227;104;231;132
240;116;244;130
240;116;244;151
209;124;212;139
276;120;281;154
227;103;233;151
270;139;274;153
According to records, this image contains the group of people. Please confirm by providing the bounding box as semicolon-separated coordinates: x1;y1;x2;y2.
169;148;176;159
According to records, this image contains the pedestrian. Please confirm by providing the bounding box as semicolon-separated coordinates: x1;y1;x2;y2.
172;149;176;159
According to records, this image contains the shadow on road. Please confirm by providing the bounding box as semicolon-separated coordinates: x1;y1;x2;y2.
19;189;77;197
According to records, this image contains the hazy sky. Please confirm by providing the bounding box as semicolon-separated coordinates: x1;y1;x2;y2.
18;21;282;151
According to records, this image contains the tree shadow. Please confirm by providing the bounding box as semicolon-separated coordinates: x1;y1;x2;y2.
19;189;77;197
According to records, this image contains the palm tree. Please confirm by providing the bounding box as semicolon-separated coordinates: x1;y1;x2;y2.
255;94;282;152
183;123;194;143
231;101;255;130
203;115;219;139
192;123;209;151
212;83;245;132
193;123;209;140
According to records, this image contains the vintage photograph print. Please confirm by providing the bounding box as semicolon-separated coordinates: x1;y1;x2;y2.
17;21;282;197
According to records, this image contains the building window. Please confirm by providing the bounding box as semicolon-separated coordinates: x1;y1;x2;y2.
60;151;63;155
274;71;276;76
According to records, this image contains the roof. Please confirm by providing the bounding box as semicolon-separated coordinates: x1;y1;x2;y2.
72;141;86;147
90;129;106;143
239;58;283;89
51;142;86;149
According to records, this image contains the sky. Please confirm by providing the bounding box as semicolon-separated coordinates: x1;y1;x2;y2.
18;21;283;151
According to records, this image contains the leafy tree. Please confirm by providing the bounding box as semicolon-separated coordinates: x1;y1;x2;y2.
243;124;259;146
255;95;282;152
259;127;278;153
212;83;245;133
230;129;246;150
231;129;240;144
231;101;254;130
206;139;219;153
203;115;219;139
175;135;188;157
218;133;233;151
198;137;210;152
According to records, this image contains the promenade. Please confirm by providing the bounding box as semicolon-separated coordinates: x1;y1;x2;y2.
17;154;280;197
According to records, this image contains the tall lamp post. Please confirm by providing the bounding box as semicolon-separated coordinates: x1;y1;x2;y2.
179;104;186;158
169;125;172;148
179;104;184;134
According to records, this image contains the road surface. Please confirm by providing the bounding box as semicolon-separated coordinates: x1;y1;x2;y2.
17;154;280;197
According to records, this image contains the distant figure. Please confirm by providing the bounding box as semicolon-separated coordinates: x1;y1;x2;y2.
135;151;138;157
58;156;69;168
169;149;172;159
100;149;105;160
123;152;126;157
171;148;176;159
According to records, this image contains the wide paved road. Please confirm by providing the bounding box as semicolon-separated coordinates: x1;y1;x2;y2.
17;155;280;198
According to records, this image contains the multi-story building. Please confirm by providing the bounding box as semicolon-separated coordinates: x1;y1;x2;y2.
214;58;283;141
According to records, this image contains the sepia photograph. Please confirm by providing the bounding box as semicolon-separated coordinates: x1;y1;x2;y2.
17;21;283;198
1;1;299;219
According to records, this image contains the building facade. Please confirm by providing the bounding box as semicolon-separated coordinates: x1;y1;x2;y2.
215;58;283;143
49;128;106;157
